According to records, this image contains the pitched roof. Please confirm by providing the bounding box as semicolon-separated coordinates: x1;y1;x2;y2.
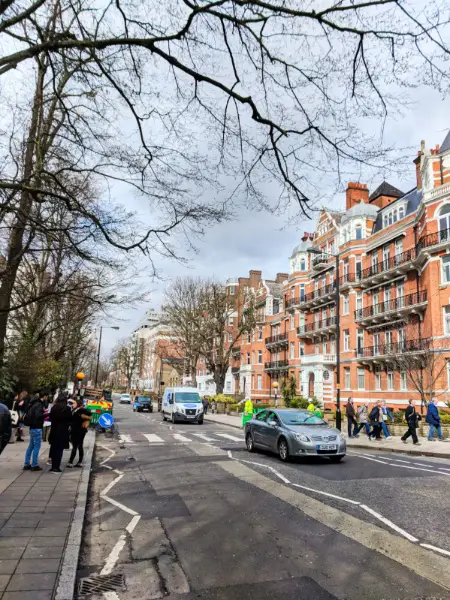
372;187;422;233
369;181;404;202
440;130;450;154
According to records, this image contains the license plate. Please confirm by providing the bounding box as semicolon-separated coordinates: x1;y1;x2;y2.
318;444;337;451
187;415;195;418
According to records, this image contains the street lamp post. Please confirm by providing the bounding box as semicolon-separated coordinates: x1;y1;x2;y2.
94;325;119;388
308;248;342;430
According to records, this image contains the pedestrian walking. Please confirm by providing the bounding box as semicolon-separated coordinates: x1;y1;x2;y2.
15;390;29;442
67;398;91;468
369;400;383;441
42;392;53;443
211;400;217;414
354;402;371;437
381;400;394;439
345;398;359;438
0;399;12;456
307;400;315;412
23;391;45;471
49;394;72;473
426;397;447;442
202;397;209;415
401;399;421;445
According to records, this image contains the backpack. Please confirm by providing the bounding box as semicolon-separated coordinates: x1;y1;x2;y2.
23;401;39;427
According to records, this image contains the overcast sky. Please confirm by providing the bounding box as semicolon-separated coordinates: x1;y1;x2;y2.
100;85;449;356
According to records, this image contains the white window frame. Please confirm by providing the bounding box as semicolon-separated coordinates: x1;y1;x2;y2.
344;368;351;390
290;342;295;359
400;371;407;391
344;330;350;351
444;306;450;335
375;368;382;391
257;375;262;390
355;223;363;240
290;314;295;330
387;371;394;390
258;350;263;364
343;294;349;316
357;368;365;390
258;326;263;341
442;255;450;284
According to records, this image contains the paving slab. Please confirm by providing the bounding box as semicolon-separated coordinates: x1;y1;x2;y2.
0;559;18;575
15;558;60;573
6;571;57;591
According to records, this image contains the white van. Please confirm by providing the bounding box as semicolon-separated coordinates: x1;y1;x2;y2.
162;387;204;424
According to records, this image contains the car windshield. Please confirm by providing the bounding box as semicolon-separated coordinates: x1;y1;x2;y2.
121;394;130;399
137;396;150;402
277;410;326;426
175;392;201;403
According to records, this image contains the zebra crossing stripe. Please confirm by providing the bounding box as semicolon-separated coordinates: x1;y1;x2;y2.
142;433;164;443
215;433;243;442
192;433;215;442
119;434;134;444
172;433;191;442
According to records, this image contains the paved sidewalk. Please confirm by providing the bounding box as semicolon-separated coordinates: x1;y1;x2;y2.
0;431;93;600
205;413;450;458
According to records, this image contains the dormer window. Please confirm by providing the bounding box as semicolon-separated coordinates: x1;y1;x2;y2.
399;206;405;219
300;258;306;271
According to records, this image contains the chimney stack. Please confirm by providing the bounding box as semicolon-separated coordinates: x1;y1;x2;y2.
413;140;425;190
346;182;369;210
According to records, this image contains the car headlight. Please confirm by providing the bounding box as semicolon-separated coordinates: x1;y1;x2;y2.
294;433;311;443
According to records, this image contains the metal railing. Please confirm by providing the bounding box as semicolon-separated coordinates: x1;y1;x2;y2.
361;248;416;280
302;282;336;304
312;254;329;268
231;366;240;374
264;360;289;370
297;316;336;335
357;338;430;358
417;227;450;252
339;272;359;286
354;290;427;320
265;333;288;345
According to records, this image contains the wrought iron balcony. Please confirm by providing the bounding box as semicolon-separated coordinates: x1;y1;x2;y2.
300;283;336;309
359;248;417;286
312;254;329;270
297;316;336;338
417;227;450;255
354;290;427;324
339;272;360;290
231;366;240;374
231;346;241;356
265;333;288;348
357;338;430;361
264;360;289;371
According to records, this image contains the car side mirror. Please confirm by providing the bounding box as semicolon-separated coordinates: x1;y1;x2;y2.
268;420;278;427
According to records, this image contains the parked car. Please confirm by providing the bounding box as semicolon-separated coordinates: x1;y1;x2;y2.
245;408;346;462
119;393;131;404
133;396;153;413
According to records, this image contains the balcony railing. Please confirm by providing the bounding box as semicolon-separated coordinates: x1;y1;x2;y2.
264;360;289;370
354;290;427;321
301;354;337;365
312;254;329;269
302;283;336;304
417;227;450;253
361;248;416;281
265;333;288;346
357;338;430;359
297;316;336;335
231;366;240;374
339;272;360;287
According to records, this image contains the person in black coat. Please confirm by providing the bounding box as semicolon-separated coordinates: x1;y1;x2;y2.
0;400;11;456
401;399;421;445
49;394;72;473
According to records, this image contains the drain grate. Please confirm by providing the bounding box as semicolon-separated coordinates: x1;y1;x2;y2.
79;573;125;595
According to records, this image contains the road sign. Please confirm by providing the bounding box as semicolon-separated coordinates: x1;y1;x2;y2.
98;413;114;428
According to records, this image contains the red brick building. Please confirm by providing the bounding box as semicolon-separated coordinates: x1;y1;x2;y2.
232;134;450;408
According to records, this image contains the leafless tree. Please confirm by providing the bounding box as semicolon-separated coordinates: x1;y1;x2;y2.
113;336;140;390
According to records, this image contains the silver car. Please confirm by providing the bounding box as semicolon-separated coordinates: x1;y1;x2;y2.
245;408;346;462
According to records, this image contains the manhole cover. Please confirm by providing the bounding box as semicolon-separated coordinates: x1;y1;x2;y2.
79;573;125;595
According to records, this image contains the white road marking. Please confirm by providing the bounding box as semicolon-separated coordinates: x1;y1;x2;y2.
101;473;124;497
172;433;191;442
420;543;450;557
360;504;418;542
192;433;215;442
350;452;450;477
119;434;134;444
215;433;243;442
100;534;127;575
142;433;164;443
126;514;141;533
103;592;121;600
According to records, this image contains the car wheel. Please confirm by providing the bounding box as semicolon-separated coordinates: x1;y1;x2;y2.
171;413;176;424
198;418;204;425
278;438;290;462
162;412;166;421
246;432;255;452
329;455;344;463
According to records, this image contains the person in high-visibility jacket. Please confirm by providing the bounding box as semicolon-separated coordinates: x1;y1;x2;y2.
307;401;315;412
245;399;253;414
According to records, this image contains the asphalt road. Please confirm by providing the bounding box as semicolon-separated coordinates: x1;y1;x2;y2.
77;400;450;600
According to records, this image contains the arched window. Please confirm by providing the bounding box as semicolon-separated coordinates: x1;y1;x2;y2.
439;205;450;241
383;215;388;228
388;213;393;226
300;258;306;271
398;206;405;220
355;224;362;240
393;209;397;223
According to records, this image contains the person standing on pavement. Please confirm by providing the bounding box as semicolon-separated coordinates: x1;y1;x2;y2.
369;400;383;441
202;397;209;416
381;400;394;440
401;399;421;445
67;398;91;468
49;394;72;473
0;399;12;456
426;397;447;442
345;398;359;439
23;391;45;471
15;390;30;442
211;400;217;414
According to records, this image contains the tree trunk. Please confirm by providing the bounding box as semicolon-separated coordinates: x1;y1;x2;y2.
214;368;226;395
0;65;45;366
